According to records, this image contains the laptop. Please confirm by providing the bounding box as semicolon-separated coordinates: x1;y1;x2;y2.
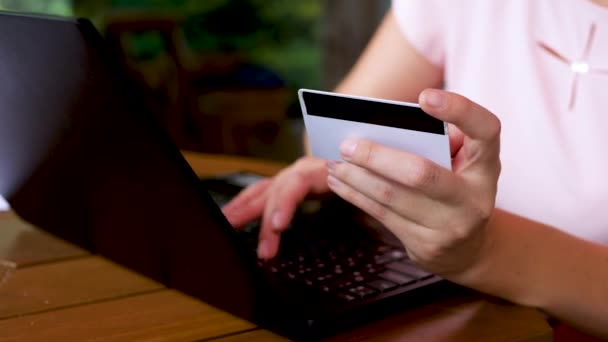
0;12;467;341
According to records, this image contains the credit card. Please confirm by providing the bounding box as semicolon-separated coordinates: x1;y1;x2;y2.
298;89;451;169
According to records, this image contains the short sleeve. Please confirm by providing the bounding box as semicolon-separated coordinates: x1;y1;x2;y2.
391;0;446;67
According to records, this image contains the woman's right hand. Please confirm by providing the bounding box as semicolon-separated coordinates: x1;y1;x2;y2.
222;156;331;259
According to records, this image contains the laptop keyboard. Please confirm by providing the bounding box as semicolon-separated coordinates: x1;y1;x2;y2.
206;185;436;303
256;232;433;302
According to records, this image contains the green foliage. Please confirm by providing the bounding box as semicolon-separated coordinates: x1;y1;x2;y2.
0;0;72;16
0;0;323;89
181;0;322;88
107;0;323;88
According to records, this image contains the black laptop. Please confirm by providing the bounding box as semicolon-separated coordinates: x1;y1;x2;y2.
0;12;466;341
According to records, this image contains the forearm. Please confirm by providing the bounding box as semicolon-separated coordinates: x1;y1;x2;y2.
458;209;608;337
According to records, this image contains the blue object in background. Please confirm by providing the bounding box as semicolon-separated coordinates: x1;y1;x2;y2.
192;63;285;89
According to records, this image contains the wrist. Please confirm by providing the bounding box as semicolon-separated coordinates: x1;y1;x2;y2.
446;209;501;289
445;209;553;309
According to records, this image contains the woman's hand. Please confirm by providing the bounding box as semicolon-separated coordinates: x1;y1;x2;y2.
327;89;502;278
222;156;331;259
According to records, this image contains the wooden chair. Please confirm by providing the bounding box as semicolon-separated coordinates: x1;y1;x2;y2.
103;10;291;157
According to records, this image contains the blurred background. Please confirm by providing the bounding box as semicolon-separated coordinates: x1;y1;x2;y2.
0;0;389;162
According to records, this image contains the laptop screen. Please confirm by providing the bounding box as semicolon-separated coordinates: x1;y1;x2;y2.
0;13;278;322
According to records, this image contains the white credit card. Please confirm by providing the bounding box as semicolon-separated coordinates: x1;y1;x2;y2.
298;89;451;170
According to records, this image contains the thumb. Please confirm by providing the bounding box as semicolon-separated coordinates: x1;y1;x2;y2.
419;89;501;144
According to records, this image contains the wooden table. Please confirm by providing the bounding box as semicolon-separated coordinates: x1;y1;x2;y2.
0;152;552;341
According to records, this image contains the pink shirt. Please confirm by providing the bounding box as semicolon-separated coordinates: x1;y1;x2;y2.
393;0;608;242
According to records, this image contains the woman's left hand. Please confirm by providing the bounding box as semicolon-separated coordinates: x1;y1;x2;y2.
327;89;502;279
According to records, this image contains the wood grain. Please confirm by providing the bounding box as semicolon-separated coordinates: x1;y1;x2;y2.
213;329;290;342
183;151;286;178
0;290;255;342
0;256;162;319
0;212;87;266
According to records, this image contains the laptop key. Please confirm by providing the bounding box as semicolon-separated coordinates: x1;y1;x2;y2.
373;245;391;254
389;250;407;260
364;266;380;275
345;257;358;268
303;277;316;286
329;280;354;290
347;271;368;283
386;261;433;279
347;285;377;298
336;293;357;302
378;270;416;286
333;266;345;275
296;266;314;276
373;254;393;265
318;285;332;293
366;279;398;292
374;250;407;265
316;273;334;283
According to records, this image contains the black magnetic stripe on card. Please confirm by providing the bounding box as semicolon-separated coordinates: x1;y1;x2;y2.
302;91;445;135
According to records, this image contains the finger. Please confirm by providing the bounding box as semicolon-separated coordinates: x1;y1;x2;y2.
225;192;268;228
326;174;430;246
419;89;501;143
257;229;281;260
262;172;315;234
222;178;271;215
258;158;329;259
329;161;455;228
327;175;447;269
222;178;272;228
258;176;310;259
260;158;329;235
339;139;462;201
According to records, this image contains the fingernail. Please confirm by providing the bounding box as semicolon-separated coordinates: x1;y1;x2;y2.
340;139;358;158
271;211;284;230
257;240;270;259
422;90;446;108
